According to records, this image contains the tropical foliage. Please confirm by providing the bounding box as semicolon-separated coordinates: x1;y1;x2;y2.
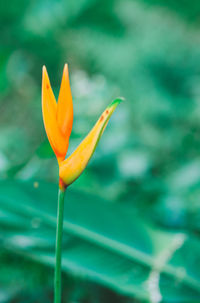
1;0;200;302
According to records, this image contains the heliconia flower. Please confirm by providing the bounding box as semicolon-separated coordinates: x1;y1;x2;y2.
42;64;73;164
42;64;123;190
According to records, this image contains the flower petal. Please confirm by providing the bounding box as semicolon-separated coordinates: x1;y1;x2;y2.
57;64;73;141
42;66;68;163
59;98;123;186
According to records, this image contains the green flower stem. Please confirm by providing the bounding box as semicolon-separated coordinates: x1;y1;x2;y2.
54;188;65;303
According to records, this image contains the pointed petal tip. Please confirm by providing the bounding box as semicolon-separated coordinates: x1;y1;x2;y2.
63;63;69;75
108;97;125;108
42;66;49;82
42;65;47;73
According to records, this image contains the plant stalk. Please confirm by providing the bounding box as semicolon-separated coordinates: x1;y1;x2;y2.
54;188;65;303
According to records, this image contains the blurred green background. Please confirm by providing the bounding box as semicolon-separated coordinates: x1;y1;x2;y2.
1;0;200;302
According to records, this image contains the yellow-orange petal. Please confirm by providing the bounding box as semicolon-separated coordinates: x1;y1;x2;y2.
59;98;124;186
57;64;73;140
42;66;68;163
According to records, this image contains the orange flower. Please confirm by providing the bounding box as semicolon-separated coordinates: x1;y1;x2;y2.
42;64;123;190
42;64;73;164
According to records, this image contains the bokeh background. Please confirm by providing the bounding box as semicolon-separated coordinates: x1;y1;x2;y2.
1;0;200;302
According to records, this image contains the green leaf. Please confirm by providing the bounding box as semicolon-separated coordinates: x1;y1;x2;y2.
0;180;200;302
